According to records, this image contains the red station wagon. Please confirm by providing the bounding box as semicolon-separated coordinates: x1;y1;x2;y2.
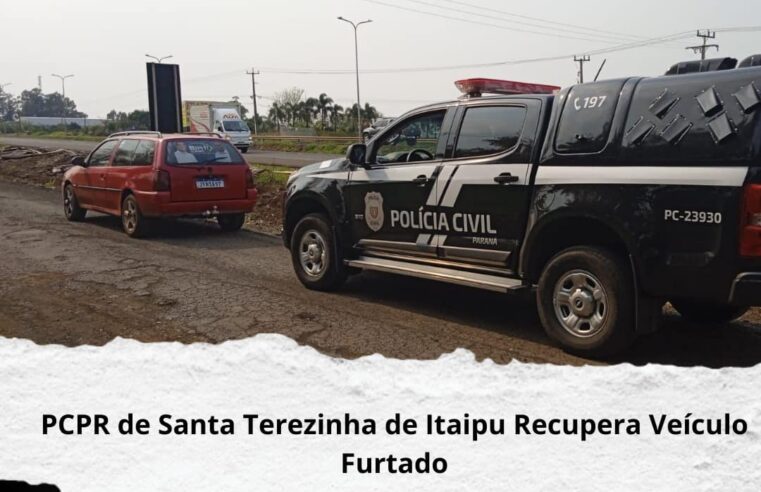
62;132;258;237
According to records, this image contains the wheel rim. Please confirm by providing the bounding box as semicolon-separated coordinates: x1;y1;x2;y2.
298;229;327;278
63;186;74;217
553;269;609;338
122;199;137;233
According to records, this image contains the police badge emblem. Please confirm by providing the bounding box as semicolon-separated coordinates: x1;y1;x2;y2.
364;192;384;232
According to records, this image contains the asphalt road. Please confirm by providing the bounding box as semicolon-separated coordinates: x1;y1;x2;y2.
0;136;340;168
1;180;761;367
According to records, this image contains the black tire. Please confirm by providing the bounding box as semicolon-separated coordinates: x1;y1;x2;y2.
290;213;347;291
537;246;636;357
671;300;749;324
121;194;151;238
239;147;249;154
218;213;246;232
63;183;86;221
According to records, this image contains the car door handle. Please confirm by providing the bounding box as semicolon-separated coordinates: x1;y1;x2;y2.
494;172;520;184
412;175;430;186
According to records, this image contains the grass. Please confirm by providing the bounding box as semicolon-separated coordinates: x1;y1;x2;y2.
252;139;348;155
249;163;293;188
2;132;103;142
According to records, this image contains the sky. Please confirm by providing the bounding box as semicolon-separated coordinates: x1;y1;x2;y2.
3;0;761;119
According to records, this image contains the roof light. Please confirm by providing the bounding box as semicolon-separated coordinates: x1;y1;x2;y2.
455;78;560;97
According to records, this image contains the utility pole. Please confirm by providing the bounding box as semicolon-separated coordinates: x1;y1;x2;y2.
686;30;718;60
338;16;372;140
574;55;591;84
37;76;42;91
246;68;260;135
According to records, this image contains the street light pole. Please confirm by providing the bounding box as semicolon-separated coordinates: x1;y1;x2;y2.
338;16;372;141
145;54;173;64
51;73;74;126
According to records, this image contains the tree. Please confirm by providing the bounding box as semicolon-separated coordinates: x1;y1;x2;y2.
19;88;86;118
329;104;343;131
268;102;285;131
0;89;18;121
316;93;334;129
272;87;304;108
104;109;150;131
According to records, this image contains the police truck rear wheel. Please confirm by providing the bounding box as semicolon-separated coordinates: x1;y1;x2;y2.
291;213;346;291
537;247;636;357
671;301;749;324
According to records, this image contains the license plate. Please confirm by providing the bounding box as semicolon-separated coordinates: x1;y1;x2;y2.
196;178;224;189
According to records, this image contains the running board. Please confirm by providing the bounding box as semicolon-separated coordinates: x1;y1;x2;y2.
346;256;524;293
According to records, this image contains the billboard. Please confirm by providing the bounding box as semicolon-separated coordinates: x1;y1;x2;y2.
146;63;182;133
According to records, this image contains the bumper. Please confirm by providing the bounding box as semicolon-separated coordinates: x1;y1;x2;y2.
135;189;258;217
729;273;761;306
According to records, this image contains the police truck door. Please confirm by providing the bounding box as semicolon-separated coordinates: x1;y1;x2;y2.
434;101;541;268
347;109;452;257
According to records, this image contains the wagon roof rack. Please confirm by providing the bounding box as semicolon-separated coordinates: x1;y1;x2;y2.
181;132;224;138
108;131;163;138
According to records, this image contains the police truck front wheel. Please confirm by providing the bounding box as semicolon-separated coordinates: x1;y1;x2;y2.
537;247;636;357
671;300;749;324
290;213;347;291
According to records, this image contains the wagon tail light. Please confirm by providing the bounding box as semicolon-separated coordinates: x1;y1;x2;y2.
245;167;255;189
740;184;761;257
154;169;171;192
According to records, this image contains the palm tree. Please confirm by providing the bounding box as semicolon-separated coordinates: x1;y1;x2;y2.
316;93;334;129
329;104;343;131
363;103;379;127
268;102;285;131
284;102;296;127
302;97;319;128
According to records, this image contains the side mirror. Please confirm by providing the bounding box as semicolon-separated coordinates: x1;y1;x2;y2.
346;143;367;166
346;144;367;166
70;156;86;167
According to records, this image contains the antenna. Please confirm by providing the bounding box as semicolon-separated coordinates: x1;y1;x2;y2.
593;59;607;82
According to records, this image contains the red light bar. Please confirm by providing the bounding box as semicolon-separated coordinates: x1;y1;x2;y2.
455;78;560;96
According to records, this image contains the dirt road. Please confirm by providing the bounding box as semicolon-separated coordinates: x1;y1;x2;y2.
0;136;340;168
1;181;761;367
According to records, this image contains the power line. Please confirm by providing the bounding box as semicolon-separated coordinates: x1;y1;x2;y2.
361;0;629;44
437;0;643;41
404;0;639;43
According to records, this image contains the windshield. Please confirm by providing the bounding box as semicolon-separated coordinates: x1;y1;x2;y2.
222;120;249;132
165;139;245;165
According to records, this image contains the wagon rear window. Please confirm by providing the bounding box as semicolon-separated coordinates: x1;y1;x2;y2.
165;139;244;165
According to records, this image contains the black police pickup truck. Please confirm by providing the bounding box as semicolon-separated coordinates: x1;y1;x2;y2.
283;57;761;356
